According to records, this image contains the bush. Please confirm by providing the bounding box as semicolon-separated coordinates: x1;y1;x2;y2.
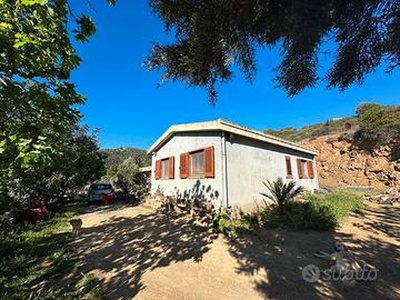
213;211;258;238
262;190;364;230
214;190;364;236
259;201;337;230
355;102;400;143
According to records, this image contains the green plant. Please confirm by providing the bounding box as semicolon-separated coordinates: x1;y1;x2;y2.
213;210;258;238
0;211;106;300
260;177;304;215
260;190;364;231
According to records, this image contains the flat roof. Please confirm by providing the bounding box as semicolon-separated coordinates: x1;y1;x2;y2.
147;119;319;156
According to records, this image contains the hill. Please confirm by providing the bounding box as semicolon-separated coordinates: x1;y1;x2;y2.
264;116;359;142
263;103;400;190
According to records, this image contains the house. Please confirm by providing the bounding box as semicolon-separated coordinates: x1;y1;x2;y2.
147;119;319;210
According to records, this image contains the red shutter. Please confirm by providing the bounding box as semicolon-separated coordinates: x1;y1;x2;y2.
297;159;303;179
204;146;215;178
180;153;190;178
155;159;161;180
307;160;314;179
169;156;175;179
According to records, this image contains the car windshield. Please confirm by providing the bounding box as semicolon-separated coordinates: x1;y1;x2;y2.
92;184;112;190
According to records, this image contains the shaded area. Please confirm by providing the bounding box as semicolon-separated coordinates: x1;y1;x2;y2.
77;208;216;299
0;213;83;300
227;204;400;299
173;179;220;202
351;205;400;242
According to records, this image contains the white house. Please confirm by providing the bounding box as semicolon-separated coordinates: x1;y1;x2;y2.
147;119;319;210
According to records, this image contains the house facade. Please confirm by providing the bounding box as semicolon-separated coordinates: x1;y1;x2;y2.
147;119;319;210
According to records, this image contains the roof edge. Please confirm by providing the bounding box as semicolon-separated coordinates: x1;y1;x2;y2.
147;119;319;156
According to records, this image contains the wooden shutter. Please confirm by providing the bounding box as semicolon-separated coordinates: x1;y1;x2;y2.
168;156;175;179
307;160;314;179
155;159;161;180
285;156;293;178
180;153;190;178
297;159;303;179
204;146;215;178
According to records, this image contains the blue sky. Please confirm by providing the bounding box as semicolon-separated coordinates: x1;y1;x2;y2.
70;1;400;150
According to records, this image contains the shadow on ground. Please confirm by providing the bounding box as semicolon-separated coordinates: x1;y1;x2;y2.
76;210;216;299
227;204;400;299
71;203;399;300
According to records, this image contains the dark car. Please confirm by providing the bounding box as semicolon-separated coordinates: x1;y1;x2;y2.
87;183;115;204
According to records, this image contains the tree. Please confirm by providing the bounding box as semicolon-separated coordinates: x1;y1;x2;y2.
0;0;114;210
260;177;304;215
147;1;400;103
113;157;141;195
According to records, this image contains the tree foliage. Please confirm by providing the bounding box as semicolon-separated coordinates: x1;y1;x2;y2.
0;0;114;209
103;148;149;195
357;102;400;132
354;102;400;148
148;0;400;103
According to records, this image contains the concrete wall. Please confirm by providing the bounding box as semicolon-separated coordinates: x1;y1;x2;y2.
150;131;224;207
226;135;319;209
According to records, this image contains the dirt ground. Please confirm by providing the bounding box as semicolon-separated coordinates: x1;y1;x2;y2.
74;202;400;300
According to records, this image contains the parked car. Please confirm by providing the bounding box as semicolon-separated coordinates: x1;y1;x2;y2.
43;193;68;212
87;183;115;204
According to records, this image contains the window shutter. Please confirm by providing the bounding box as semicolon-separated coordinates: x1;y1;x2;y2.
204;146;215;178
155;159;161;180
169;156;175;179
180;153;190;178
307;161;314;179
297;159;303;179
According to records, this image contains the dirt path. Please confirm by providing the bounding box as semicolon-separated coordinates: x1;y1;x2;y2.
75;203;399;300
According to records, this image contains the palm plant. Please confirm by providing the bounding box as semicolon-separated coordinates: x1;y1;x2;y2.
260;177;304;215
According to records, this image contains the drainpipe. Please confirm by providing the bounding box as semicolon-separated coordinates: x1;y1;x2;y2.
221;131;229;208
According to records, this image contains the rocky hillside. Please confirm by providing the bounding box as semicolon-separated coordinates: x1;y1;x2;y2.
266;103;400;190
303;136;400;191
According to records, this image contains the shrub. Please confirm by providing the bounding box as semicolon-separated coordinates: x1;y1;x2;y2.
260;177;304;215
213;210;258;238
215;190;364;237
261;190;364;230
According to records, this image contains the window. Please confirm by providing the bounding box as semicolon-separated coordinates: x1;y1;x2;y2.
180;146;214;178
285;156;293;178
155;156;174;180
161;159;170;179
190;150;205;177
297;159;315;179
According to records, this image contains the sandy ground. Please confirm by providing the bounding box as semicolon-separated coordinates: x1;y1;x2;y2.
74;202;400;300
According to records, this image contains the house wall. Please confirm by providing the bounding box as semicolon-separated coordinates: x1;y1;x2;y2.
226;135;319;209
150;131;224;207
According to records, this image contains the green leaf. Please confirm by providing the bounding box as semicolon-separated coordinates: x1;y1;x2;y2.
21;0;48;6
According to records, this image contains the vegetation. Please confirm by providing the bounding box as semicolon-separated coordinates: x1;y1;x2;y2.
264;116;359;142
260;177;304;215
0;211;104;300
215;190;364;237
148;1;400;102
0;0;116;211
357;102;400;133
265;103;400;144
102;148;150;196
102;148;149;179
353;102;400;149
